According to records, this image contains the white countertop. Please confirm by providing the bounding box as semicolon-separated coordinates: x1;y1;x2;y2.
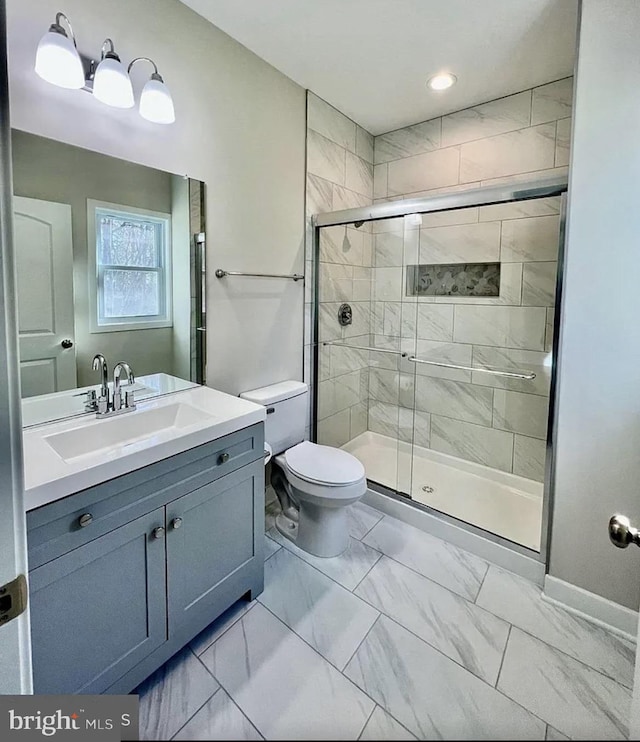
21;373;199;428
23;385;266;511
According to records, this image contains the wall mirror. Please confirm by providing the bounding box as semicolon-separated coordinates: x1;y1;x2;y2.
11;130;206;427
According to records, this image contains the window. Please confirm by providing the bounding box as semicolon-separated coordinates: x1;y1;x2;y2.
88;201;172;332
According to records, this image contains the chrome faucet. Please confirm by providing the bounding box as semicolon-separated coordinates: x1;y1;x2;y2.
112;361;136;412
89;355;136;417
92;353;109;414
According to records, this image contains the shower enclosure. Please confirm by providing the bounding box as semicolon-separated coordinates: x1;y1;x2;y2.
313;177;566;558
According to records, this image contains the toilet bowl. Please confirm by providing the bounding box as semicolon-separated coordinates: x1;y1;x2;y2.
240;381;367;558
272;440;366;557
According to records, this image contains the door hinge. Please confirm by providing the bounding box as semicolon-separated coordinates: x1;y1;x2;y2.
0;574;28;627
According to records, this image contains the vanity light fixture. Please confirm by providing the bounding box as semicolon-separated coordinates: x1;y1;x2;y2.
34;12;84;89
92;39;134;108
427;72;457;91
129;58;176;125
34;11;175;124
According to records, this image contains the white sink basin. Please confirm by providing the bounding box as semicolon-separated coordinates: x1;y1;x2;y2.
24;385;267;511
45;403;215;462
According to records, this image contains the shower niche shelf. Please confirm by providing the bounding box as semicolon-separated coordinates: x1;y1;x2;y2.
406;262;500;297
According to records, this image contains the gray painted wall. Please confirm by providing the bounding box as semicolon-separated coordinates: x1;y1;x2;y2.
11;131;177;385
6;0;306;396
550;0;640;610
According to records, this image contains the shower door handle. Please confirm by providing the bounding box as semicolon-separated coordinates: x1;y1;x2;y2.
608;514;640;549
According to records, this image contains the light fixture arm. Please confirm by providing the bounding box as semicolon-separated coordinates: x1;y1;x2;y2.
52;11;77;47
128;57;161;79
100;38;116;59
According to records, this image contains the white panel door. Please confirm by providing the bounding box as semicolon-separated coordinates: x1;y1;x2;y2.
13;196;76;397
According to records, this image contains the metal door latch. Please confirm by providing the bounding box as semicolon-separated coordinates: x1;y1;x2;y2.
608;514;640;549
0;574;28;626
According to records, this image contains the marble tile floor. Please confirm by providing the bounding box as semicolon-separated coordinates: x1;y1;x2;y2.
136;501;633;740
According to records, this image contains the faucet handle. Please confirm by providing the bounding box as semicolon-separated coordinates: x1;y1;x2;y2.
84;389;98;412
125;389;136;410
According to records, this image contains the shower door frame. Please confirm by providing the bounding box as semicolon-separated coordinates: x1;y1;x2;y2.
312;175;568;565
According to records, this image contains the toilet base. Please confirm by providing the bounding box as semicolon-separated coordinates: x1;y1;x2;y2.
276;504;350;558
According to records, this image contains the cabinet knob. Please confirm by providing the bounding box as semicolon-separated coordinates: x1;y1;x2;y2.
78;513;93;528
151;526;165;540
170;517;183;530
218;452;230;465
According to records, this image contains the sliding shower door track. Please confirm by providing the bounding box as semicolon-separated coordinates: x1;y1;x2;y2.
366;478;542;563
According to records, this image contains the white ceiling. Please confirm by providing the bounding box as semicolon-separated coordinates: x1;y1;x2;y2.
180;0;578;135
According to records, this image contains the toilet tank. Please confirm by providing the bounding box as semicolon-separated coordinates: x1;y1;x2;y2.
240;381;308;455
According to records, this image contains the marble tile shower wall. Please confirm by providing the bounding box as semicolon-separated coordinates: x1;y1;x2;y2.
367;78;573;481
304;92;375;446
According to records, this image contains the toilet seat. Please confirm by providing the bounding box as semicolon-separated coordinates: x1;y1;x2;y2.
283;441;365;486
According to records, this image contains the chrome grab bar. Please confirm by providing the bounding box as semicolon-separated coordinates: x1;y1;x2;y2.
321;341;536;379
407;356;536;380
215;269;304;281
322;341;408;357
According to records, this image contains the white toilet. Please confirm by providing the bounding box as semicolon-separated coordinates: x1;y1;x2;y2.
240;380;367;557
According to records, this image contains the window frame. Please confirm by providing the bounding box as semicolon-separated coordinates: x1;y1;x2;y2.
87;199;173;333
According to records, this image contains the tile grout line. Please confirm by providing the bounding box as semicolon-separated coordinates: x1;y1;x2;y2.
355;509;385;542
472;576;634;687
210;675;266;741
341;612;383;675
473;562;491;603
374;115;567;169
257;600;382;713
376;612;553;734
191;656;266;742
266;525;384;592
356;702;377;741
493;623;512;689
167;685;222;742
508;624;634;692
192;601;258;658
362;536;490;603
378;609;506;688
350;549;384;593
271;507;628;688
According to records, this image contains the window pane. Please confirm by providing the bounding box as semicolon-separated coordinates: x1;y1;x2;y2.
102;269;160;318
98;214;160;268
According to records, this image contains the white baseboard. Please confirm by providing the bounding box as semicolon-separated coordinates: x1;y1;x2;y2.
363;488;545;586
543;575;638;642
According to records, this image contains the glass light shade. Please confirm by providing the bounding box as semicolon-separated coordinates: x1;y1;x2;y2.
35;29;84;89
139;77;175;124
93;56;134;108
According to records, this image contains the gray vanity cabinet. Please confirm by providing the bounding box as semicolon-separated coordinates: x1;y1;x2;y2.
166;464;261;645
27;423;265;695
29;508;168;695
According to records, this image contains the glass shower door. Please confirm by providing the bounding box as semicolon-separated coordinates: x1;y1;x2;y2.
407;196;561;550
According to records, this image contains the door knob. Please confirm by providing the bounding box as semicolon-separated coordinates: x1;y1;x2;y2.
151;526;165;540
170;517;183;530
61;339;74;349
608;514;640;549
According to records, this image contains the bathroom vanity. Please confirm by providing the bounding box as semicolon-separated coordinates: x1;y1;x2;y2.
22;386;265;695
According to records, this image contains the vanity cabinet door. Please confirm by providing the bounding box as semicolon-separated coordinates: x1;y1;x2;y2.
29;508;167;695
166;462;263;643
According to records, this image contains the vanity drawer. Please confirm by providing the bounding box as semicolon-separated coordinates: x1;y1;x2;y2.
27;422;264;568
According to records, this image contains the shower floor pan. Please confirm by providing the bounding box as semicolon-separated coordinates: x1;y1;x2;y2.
342;431;543;551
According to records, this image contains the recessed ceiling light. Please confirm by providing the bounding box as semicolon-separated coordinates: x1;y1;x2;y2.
427;73;457;91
